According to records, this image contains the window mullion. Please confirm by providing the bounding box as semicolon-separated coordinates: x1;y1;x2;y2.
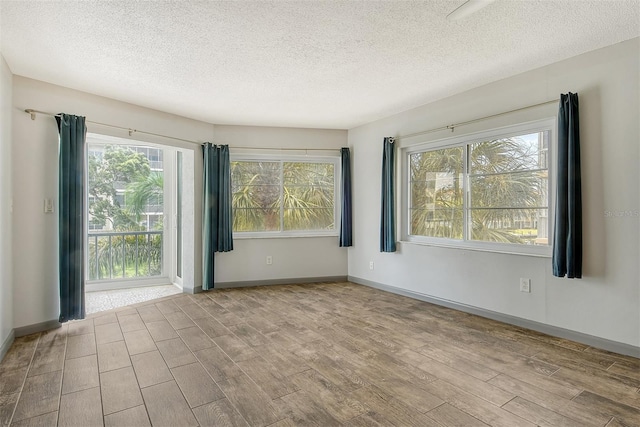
463;144;470;242
279;161;284;232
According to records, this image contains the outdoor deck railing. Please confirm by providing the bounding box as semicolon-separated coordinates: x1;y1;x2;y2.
88;231;162;281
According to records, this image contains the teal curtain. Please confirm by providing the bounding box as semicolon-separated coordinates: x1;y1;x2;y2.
57;114;87;322
202;143;233;290
339;147;352;247
553;93;582;278
380;137;396;252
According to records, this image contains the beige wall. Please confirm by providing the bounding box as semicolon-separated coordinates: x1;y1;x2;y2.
348;38;640;348
0;54;13;349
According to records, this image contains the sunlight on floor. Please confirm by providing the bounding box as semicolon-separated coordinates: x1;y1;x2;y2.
86;284;181;314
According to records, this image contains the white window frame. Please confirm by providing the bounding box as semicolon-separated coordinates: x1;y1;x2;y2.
230;153;341;239
401;118;555;257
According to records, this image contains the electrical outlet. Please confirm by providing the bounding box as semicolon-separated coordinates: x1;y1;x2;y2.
369;261;374;270
519;278;531;293
266;256;273;265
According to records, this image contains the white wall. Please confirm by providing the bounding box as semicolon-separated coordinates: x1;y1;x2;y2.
0;54;14;348
213;125;348;284
348;38;640;348
12;77;213;329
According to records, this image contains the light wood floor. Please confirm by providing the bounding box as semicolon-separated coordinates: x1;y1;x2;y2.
0;282;638;427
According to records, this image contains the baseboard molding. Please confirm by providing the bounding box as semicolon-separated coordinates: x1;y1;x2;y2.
0;329;15;363
14;319;61;338
194;275;349;293
349;275;640;358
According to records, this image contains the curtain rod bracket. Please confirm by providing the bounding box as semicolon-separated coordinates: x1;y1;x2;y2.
25;109;36;120
447;125;455;132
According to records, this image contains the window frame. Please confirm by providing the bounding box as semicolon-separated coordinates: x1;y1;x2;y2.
401;118;555;257
230;153;341;239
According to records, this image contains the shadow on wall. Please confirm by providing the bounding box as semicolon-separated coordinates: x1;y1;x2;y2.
580;86;606;278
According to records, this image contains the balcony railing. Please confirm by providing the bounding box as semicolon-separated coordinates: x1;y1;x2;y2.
88;231;162;281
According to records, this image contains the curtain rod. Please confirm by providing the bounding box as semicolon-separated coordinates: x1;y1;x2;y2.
395;99;559;141
24;108;341;152
24;109;202;145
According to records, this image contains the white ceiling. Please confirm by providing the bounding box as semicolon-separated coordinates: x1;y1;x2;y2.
1;1;638;129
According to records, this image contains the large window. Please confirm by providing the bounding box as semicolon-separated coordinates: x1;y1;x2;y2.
231;156;339;236
404;120;552;255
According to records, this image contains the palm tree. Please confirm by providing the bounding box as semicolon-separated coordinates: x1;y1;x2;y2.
231;161;281;231
282;162;334;230
231;161;335;232
125;171;164;228
410;146;464;238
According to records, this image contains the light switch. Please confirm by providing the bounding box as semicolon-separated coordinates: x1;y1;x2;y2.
44;198;54;213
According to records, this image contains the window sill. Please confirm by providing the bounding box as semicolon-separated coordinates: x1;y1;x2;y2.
400;238;551;258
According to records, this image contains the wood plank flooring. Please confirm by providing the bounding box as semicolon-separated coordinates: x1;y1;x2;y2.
0;282;638;426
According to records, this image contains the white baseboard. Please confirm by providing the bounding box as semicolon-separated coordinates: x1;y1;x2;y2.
349;275;640;358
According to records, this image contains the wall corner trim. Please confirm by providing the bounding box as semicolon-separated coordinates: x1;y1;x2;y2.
348;275;640;358
0;330;15;363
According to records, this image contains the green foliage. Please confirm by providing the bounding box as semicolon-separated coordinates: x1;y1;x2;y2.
87;232;162;280
89;145;151;231
231;161;280;231
125;172;164;226
231;161;335;232
283;162;334;230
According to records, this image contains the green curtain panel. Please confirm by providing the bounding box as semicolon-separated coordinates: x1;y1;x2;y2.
380;137;396;252
553;93;582;278
339;147;353;247
202;143;233;291
57;114;87;322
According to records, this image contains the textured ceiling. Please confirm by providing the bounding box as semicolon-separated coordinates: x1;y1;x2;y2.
1;1;638;129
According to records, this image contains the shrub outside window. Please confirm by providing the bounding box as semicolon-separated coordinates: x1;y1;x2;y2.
404;120;552;256
231;156;339;237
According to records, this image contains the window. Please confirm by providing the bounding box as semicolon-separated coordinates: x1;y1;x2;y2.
231;156;339;236
404;120;552;255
